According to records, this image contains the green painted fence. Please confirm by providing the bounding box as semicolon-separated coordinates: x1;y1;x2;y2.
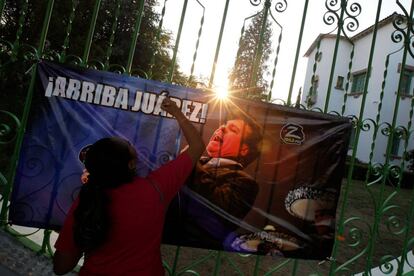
1;0;414;275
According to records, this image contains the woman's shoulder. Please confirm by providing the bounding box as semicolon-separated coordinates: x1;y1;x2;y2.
109;176;146;193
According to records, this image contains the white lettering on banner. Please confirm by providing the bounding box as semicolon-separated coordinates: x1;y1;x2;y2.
141;92;156;114
152;91;168;116
101;85;116;107
94;84;103;104
66;78;81;100
115;88;129;110
53;77;67;98
44;76;209;124
190;102;202;122
131;91;142;112
181;100;191;117
80;81;95;103
45;77;54;97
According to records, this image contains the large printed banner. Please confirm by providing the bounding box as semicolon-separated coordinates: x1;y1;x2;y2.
10;61;351;260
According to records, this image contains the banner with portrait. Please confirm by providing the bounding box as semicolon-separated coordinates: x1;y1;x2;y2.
10;61;351;260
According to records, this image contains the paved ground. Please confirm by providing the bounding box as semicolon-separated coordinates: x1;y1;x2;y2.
0;225;413;276
0;227;76;276
0;264;19;276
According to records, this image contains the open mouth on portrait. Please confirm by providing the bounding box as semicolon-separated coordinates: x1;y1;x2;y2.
212;133;223;143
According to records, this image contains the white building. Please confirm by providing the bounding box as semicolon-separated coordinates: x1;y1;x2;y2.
301;13;414;169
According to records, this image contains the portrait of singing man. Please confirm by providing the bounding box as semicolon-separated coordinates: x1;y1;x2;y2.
163;112;263;249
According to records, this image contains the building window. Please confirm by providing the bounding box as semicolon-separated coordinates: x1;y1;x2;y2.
351;71;366;93
397;63;414;96
399;70;412;96
390;135;400;156
336;76;344;90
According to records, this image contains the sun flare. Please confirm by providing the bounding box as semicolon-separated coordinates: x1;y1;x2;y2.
215;87;229;100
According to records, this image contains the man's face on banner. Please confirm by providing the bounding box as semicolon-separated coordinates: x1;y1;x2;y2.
206;119;252;159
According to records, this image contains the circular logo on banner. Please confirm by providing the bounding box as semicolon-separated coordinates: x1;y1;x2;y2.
280;123;305;145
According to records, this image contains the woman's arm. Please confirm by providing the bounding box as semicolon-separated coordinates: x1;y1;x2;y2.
161;98;205;165
53;250;82;275
53;198;82;274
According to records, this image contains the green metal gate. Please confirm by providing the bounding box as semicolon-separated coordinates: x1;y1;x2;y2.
1;0;414;275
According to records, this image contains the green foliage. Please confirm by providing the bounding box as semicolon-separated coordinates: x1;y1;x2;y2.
0;0;197;86
0;0;201;179
228;11;273;100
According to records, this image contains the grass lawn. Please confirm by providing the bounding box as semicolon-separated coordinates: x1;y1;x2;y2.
333;179;414;274
161;179;414;275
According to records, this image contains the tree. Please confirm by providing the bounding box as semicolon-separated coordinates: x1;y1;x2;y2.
0;0;198;174
0;0;195;85
0;0;200;116
228;11;273;100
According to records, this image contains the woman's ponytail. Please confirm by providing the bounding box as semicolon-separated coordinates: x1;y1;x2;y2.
73;175;110;252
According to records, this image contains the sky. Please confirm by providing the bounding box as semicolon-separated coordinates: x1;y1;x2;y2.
156;0;412;101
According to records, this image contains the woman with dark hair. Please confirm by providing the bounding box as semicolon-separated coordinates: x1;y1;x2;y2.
53;98;204;275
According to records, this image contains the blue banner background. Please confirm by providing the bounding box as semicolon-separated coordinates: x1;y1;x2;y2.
9;61;352;259
10;61;203;228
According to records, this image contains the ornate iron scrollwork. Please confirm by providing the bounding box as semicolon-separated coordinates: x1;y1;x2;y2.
274;0;287;13
0;111;21;145
324;0;361;36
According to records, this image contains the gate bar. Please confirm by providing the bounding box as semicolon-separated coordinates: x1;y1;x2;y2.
167;0;189;82
330;0;383;273
126;0;145;75
366;2;414;273
0;0;55;225
287;0;309;105
208;0;231;88
82;0;102;66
